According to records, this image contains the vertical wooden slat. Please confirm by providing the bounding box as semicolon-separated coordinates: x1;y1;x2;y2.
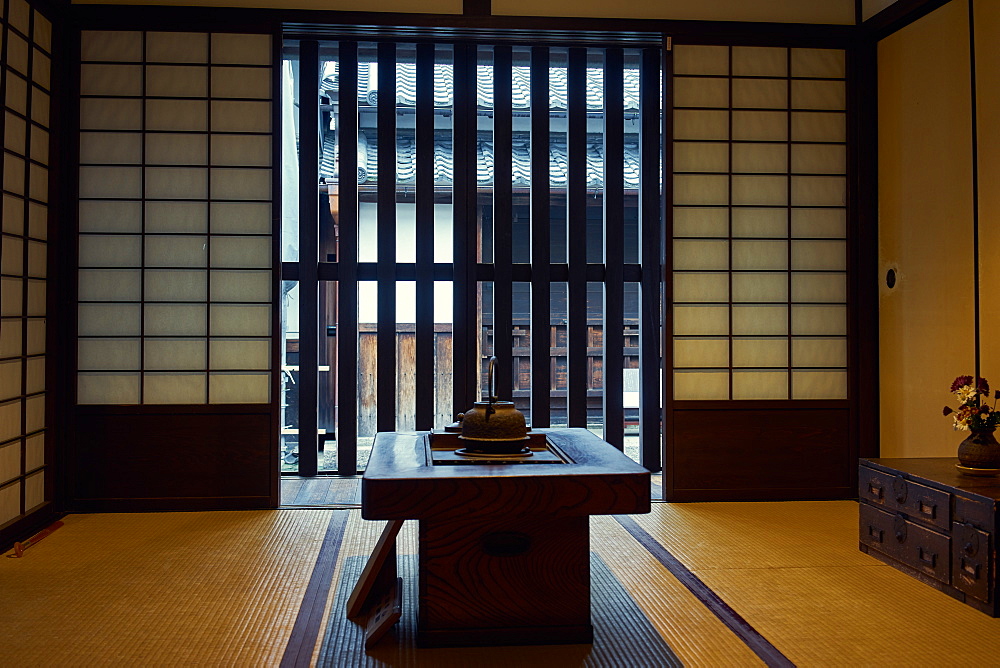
337;41;359;475
376;41;397;433
566;46;587;428
297;40;320;476
452;42;477;412
639;46;661;471
661;38;673;499
414;43;435;431
493;45;514;401
530;46;551;428
602;48;625;449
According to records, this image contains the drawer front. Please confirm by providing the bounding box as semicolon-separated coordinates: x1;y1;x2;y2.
858;466;951;531
952;522;993;603
860;504;951;583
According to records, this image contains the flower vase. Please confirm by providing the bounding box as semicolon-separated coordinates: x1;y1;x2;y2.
957;429;1000;471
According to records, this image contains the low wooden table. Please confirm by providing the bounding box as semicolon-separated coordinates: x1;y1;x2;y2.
361;428;651;647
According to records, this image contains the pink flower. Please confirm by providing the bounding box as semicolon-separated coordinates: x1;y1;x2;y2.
952;375;974;392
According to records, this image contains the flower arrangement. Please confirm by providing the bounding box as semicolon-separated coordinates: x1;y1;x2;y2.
943;375;1000;432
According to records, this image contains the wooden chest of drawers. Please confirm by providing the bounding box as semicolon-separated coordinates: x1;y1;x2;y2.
859;458;1000;616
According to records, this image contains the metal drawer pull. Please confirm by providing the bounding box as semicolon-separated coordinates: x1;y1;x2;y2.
961;558;981;579
918;500;936;518
918;547;936;567
868;525;884;542
868;482;884;499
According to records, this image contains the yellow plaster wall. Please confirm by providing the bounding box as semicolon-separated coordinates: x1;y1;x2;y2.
878;0;975;458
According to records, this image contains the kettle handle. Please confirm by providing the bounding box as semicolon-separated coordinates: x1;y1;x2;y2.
486;355;497;408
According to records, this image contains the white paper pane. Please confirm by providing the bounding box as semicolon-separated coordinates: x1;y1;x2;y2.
144;339;207;370
145;167;208;200
25;357;42;395
732;175;787;206
674;370;729;400
792;370;846;399
146;32;208;63
0;400;20;441
145;236;208;268
144;202;207;234
210;168;271;200
211;66;271;99
674;77;728;108
2;236;23;275
3;195;24;235
4;154;24;195
5;75;26;115
674;174;728;206
210;237;270;268
25;319;43;355
0;442;19;484
28;203;46;240
144;373;207;404
792;176;846;207
24;470;43;510
79;132;142;165
79;200;142;233
791;49;845;78
29;164;48;203
145;133;208;165
732;47;787;77
78;338;140;370
23;394;40;432
791;240;846;271
144;269;207;301
674;305;728;336
145;65;208;97
26;280;43;316
673;239;728;271
210;135;271;167
792;112;845;142
673;208;729;237
81;31;142;62
144;304;207;336
0;481;19;524
674;337;729;368
210;338;269;370
32;88;50;128
9;0;29;35
673;45;729;76
210;270;270;302
1;278;22;316
31;127;49;166
791;305;846;335
792;80;845;110
674;142;728;173
80;64;142;96
209;372;270;403
792;272;846;303
78;372;139;404
732;305;787;335
211;101;271;133
733;371;787;399
0;359;20;401
25;432;43;470
732;78;787;109
79;235;141;267
78;304;140;336
792;144;845;174
792;338;847;368
733;337;787;368
732;272;788;302
4;112;25;154
732;143;786;174
7;33;29;75
146;99;208;132
210;202;271;234
209;304;270;336
732;111;786;141
33;49;51;90
732;240;787;271
80;98;142;131
731;208;786;237
673;272;728;303
79;269;141;301
79;166;142;199
791;208;846;238
34;12;53;52
211;33;271;65
0;319;21;357
674;109;728;140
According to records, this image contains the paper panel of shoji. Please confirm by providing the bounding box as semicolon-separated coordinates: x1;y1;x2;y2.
77;30;273;405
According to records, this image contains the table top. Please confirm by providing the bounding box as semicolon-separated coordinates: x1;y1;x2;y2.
863;457;1000;501
362;428;651;521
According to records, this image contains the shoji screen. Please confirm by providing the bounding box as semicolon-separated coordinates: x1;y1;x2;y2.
671;45;847;401
77;31;273;405
0;0;51;529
